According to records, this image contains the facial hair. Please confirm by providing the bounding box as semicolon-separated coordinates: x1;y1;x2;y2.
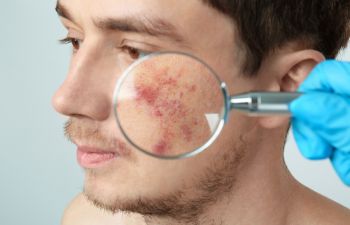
65;118;247;224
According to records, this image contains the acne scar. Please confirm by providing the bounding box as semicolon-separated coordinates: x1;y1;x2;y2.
135;62;198;155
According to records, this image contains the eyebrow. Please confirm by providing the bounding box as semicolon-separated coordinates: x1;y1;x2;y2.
55;1;74;22
55;1;184;43
94;16;184;43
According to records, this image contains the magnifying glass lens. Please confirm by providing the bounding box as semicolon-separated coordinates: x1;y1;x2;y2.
114;53;226;158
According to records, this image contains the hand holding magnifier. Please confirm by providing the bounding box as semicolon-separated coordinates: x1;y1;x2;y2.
289;60;350;186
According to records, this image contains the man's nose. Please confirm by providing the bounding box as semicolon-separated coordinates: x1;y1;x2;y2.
52;46;118;121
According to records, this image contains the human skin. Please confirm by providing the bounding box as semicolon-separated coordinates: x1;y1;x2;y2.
61;194;146;225
54;0;350;224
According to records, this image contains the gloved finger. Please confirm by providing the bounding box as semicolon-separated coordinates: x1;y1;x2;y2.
292;118;333;159
299;60;350;96
330;150;350;186
289;92;350;152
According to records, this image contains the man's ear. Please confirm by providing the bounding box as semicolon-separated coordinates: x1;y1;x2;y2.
256;49;325;129
279;50;325;92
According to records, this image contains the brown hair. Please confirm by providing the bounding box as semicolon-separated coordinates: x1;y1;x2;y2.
204;0;350;74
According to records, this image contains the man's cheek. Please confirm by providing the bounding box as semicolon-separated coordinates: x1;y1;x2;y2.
115;55;224;157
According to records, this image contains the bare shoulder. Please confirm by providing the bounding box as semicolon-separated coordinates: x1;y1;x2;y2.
61;193;146;225
290;185;350;225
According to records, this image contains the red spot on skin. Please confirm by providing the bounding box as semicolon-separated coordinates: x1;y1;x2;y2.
180;124;193;142
180;92;184;99
148;99;182;118
152;127;175;155
153;140;168;155
153;109;163;117
157;100;182;117
136;85;159;105
161;77;178;86
189;85;197;92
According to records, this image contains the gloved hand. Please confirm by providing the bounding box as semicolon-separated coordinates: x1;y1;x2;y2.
289;60;350;186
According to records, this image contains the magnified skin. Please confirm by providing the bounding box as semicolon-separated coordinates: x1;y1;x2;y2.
116;54;224;156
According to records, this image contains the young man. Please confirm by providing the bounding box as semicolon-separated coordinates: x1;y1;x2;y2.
54;0;350;224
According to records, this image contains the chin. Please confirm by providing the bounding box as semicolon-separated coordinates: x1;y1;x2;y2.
84;168;129;201
82;167;150;212
83;173;151;215
83;172;128;213
82;167;188;216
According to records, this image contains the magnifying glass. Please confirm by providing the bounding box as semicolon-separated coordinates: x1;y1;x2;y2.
113;52;300;159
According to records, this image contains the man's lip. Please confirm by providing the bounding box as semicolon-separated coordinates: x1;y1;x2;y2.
77;146;119;154
71;137;131;157
77;146;119;169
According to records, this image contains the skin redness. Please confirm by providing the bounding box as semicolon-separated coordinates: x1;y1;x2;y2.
116;56;222;156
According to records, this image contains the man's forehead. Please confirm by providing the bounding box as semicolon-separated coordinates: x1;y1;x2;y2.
56;0;191;24
56;0;238;62
56;0;190;42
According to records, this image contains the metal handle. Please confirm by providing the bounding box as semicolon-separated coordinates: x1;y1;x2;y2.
230;92;302;114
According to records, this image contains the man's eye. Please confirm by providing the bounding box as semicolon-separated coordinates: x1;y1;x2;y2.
122;46;148;60
59;37;82;51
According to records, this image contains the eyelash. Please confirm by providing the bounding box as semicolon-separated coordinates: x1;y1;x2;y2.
59;37;149;60
59;37;82;52
121;46;149;60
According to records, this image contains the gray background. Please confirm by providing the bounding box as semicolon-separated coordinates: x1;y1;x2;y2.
0;1;349;225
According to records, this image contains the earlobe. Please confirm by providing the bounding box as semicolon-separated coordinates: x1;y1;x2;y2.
258;49;325;129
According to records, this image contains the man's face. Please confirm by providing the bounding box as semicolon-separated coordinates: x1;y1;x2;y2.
53;0;261;218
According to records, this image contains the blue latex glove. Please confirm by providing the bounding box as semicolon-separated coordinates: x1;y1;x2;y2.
289;60;350;186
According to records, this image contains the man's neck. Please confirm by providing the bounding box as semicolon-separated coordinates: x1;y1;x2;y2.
198;154;296;225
